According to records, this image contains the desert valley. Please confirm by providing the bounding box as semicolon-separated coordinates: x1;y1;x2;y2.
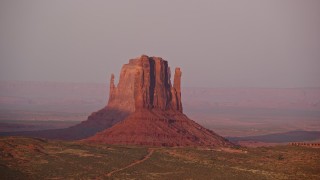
1;1;320;179
1;56;319;179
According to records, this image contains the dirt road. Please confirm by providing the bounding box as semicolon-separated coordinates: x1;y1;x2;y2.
106;148;155;177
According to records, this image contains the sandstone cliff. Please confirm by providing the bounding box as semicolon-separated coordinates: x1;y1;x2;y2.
107;55;182;112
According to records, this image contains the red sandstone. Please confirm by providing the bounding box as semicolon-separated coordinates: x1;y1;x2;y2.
85;55;232;147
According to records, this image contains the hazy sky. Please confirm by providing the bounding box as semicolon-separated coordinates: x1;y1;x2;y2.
1;0;320;88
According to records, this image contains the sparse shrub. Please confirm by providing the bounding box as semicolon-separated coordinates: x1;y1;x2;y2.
234;145;241;149
278;154;284;160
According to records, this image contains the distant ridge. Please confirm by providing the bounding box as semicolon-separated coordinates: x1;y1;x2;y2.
228;130;320;143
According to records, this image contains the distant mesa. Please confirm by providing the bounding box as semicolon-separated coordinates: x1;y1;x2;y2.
84;55;232;147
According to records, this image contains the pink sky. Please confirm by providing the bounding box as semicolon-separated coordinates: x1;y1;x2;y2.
0;0;320;88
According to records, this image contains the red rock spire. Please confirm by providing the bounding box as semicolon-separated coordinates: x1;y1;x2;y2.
173;68;183;112
108;73;116;104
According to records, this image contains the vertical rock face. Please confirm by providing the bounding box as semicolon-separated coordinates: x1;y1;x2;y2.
173;68;183;112
107;55;183;112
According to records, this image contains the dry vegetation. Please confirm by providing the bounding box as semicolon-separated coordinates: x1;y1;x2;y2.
0;137;319;179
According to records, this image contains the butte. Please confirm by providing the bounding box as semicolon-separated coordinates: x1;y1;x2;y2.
2;55;232;147
84;55;232;147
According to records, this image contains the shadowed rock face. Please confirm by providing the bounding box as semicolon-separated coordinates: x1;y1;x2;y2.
85;55;232;147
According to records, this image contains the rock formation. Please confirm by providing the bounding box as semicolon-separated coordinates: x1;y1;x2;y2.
85;55;232;147
4;55;232;147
